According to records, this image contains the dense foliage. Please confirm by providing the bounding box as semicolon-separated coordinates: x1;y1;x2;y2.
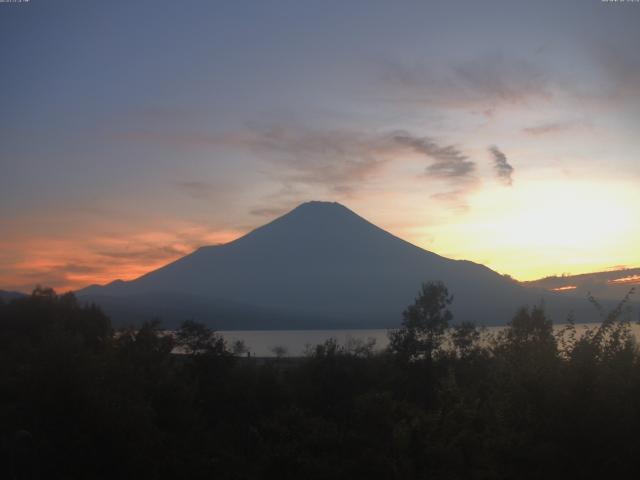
1;284;639;479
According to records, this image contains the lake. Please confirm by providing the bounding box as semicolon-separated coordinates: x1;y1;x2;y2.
218;322;640;357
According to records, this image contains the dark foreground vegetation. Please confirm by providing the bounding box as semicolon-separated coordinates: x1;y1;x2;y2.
1;284;638;479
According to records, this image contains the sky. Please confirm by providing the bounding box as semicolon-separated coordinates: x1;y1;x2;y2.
1;0;639;292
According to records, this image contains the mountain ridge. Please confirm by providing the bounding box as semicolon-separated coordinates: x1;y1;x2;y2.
523;267;640;300
76;201;631;329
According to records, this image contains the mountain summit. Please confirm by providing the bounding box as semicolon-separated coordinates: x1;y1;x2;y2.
78;201;573;328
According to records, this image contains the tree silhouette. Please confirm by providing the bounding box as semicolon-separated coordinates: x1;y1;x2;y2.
388;281;453;361
2;284;640;478
175;319;226;356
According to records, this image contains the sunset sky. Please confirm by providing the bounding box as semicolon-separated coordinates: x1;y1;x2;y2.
1;0;639;293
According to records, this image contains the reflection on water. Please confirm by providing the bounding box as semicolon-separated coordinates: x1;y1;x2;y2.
220;329;388;358
219;323;640;358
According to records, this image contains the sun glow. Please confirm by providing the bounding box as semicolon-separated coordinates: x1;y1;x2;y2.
424;178;640;281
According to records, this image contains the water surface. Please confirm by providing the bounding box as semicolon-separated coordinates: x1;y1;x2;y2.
219;323;640;357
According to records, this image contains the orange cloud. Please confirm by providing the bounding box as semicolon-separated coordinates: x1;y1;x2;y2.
608;275;640;286
0;222;243;293
550;285;578;292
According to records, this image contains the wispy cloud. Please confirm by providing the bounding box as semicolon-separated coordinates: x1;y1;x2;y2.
115;124;512;217
522;120;588;136
118;126;481;199
0;223;243;292
9;263;106;293
95;244;190;262
392;133;476;179
381;53;552;112
244;128;485;212
233;126;398;195
430;190;472;213
489;146;514;186
453;54;550;105
522;122;570;136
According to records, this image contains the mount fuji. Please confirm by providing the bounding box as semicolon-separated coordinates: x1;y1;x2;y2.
77;201;611;329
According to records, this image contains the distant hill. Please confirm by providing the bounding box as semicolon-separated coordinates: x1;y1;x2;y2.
523;268;640;301
0;290;27;303
77;201;635;329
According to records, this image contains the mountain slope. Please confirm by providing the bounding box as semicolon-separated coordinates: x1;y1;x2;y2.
77;201;615;328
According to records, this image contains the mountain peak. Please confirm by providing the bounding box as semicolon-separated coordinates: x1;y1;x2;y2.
252;200;375;239
293;200;344;209
288;201;352;217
